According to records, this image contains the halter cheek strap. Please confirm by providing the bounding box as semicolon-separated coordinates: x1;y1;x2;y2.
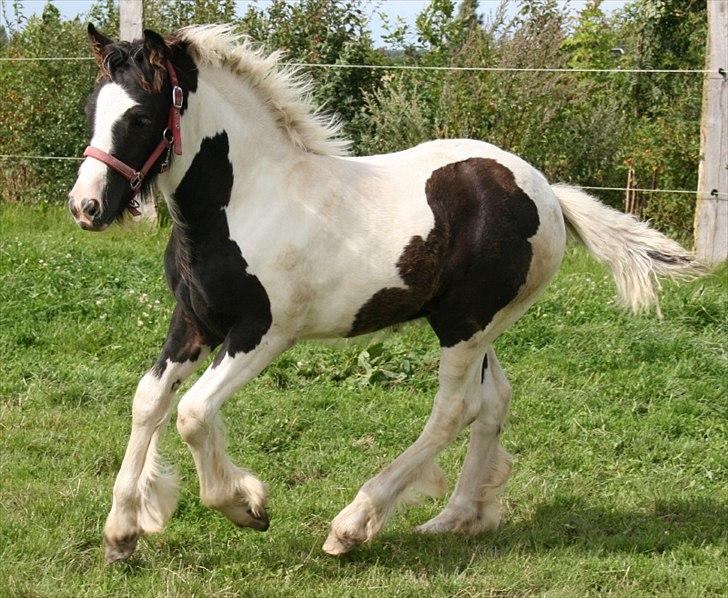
82;61;184;216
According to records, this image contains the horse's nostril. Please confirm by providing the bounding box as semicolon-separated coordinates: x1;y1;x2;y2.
81;198;100;218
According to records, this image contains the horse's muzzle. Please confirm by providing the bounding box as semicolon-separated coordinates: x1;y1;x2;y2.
68;196;107;231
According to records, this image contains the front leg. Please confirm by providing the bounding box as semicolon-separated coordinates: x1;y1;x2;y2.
104;306;214;563
176;327;292;531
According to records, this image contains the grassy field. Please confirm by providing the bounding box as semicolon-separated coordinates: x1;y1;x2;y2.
1;203;726;597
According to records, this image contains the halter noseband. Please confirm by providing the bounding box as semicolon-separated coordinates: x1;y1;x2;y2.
83;61;183;216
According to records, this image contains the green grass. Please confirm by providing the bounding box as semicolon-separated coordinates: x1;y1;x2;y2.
1;203;726;597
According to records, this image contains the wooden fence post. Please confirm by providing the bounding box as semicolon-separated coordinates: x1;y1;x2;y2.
624;165;642;218
120;0;143;42
694;0;728;264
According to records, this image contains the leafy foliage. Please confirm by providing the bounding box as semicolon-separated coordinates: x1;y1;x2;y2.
0;0;708;238
238;0;383;143
0;3;95;204
361;0;706;237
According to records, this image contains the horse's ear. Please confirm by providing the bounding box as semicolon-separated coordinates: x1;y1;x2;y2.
142;29;170;91
88;23;114;67
143;29;170;61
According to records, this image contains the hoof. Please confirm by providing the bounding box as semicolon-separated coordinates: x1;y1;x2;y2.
323;492;384;556
415;503;501;536
247;509;270;532
217;502;270;531
322;507;371;556
207;471;269;531
104;531;139;563
415;517;453;535
322;531;361;556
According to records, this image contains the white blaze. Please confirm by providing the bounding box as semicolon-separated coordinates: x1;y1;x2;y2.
70;83;138;207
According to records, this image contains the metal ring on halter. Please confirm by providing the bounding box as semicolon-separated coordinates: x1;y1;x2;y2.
162;127;174;145
130;172;143;191
172;85;184;109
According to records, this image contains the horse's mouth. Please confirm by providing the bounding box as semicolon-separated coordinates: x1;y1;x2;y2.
78;220;109;232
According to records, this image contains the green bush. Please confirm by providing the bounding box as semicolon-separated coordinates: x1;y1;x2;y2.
359;0;705;238
0;4;96;204
0;0;706;239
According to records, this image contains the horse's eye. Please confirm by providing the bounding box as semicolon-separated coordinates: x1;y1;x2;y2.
130;116;151;128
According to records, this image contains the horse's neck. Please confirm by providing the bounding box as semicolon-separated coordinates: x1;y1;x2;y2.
158;65;303;225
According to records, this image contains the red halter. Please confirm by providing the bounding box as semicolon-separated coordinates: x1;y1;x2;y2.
83;61;183;216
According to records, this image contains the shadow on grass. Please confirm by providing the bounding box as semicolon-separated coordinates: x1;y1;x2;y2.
294;495;728;575
101;495;727;578
500;495;728;554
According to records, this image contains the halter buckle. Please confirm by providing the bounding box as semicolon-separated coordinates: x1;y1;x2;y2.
160;144;173;173
127;197;141;217
172;85;184;109
130;172;143;191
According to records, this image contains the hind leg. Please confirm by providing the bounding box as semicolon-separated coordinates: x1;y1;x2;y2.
417;346;512;535
323;339;486;555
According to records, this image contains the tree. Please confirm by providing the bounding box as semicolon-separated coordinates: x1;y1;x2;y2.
561;1;619;72
414;0;459;61
456;0;482;32
144;0;237;32
612;0;707;235
239;0;383;147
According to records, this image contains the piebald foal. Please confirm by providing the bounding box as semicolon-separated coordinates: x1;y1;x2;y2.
68;24;702;562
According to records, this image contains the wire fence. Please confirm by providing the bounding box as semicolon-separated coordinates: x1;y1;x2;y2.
0;155;83;161
0;55;719;75
1;154;725;199
2;53;724;199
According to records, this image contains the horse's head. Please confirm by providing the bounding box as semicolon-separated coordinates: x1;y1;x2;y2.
69;24;176;231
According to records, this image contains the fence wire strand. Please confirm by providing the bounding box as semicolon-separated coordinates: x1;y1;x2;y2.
0;55;716;74
1;154;726;199
0;56;95;61
0;154;83;161
1;52;723;200
294;63;713;74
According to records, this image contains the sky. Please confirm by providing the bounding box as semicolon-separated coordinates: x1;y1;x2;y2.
3;1;626;44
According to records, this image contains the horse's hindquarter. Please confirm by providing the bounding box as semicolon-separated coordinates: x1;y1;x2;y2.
352;140;566;344
226;139;565;342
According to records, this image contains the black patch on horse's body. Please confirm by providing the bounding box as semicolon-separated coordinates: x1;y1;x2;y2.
348;234;442;334
151;303;216;377
348;158;540;347
481;353;489;383
166;132;272;365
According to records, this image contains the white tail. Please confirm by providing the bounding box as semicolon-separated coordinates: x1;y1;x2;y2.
551;184;706;316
